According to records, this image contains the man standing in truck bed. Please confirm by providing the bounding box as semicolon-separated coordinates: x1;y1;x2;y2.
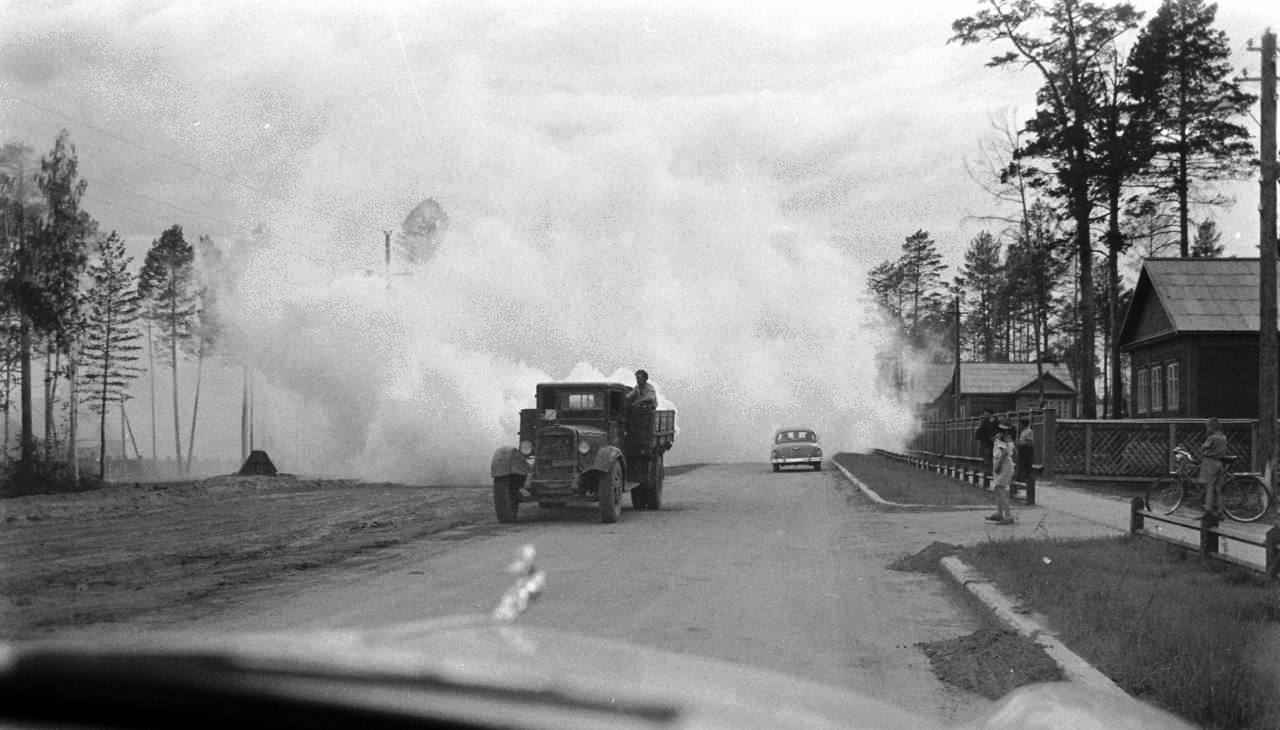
627;369;657;409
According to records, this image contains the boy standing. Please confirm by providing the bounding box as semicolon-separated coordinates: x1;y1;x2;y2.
986;421;1016;525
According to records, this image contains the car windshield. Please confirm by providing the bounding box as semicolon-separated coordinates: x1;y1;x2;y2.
3;3;1258;729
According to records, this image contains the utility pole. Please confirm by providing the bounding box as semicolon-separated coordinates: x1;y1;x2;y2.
1250;30;1277;480
953;295;962;419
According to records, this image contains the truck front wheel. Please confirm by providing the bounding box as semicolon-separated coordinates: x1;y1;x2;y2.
599;460;623;523
494;476;521;523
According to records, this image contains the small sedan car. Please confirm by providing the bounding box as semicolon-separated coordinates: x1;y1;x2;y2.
771;428;823;471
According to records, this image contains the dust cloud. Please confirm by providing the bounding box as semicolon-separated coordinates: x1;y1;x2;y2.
190;17;919;483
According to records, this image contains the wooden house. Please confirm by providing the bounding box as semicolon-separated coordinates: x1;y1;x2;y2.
924;362;1077;420
1118;258;1275;418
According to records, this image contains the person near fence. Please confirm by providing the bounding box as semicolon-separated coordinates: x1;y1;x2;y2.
1015;418;1035;486
986;421;1016;525
1199;417;1228;519
974;409;997;475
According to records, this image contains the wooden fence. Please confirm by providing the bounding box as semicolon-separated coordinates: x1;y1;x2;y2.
1130;498;1280;578
910;413;1275;481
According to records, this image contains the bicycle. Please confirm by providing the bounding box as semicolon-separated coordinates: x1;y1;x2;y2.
1146;447;1273;522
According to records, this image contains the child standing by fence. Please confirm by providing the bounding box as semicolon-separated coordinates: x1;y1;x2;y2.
986;421;1016;525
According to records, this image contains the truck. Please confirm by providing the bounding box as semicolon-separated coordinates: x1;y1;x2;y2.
490;381;676;524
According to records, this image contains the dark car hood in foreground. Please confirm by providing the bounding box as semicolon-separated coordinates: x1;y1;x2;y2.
0;617;1191;730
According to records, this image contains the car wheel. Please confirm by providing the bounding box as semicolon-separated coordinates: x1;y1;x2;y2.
494;476;520;523
813;462;822;471
772;464;780;473
599;460;623;523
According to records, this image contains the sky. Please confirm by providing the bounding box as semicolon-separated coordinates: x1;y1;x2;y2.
1;1;1275;480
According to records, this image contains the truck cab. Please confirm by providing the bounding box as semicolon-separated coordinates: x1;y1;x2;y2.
490;382;676;524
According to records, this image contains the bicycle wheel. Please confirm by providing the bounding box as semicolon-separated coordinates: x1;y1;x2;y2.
1220;475;1271;523
1147;476;1186;515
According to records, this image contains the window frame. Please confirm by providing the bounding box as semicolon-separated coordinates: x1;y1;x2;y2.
1165;360;1180;413
1150;365;1164;414
1136;367;1149;415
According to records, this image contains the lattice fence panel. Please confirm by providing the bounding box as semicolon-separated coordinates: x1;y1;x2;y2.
1055;423;1085;474
1088;422;1169;476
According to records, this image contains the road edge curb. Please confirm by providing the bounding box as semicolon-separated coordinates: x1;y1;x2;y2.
831;459;992;511
938;555;1127;698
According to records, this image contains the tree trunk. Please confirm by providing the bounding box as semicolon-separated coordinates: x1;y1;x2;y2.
169;305;183;474
147;320;157;461
3;347;11;462
19;313;32;473
241;363;249;462
185;343;204;474
43;341;55;462
1108;184;1124;419
66;348;78;483
99;362;109;480
1074;190;1097;418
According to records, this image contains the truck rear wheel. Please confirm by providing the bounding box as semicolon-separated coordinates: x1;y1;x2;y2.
599;460;623;523
494;476;521;523
649;452;664;510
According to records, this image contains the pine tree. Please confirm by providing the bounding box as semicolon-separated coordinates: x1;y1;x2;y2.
867;259;906;328
898;229;947;344
183;234;223;474
33;130;93;473
80;232;144;479
953;0;1142;418
959;231;1004;361
0;141;43;471
1128;0;1255;256
138;225;197;473
1189;218;1224;258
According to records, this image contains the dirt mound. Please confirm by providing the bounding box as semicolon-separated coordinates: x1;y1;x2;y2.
887;541;962;572
918;629;1062;699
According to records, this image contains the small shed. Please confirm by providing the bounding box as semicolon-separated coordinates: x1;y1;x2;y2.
1118;258;1275;418
925;362;1077;420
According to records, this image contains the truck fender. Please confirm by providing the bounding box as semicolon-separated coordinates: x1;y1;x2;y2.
587;446;625;478
491;447;530;479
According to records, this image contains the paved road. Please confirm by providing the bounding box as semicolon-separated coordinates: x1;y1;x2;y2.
197;463;1114;725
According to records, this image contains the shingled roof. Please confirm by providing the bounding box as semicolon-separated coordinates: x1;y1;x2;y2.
957;362;1075;394
914;362;1075;402
1121;259;1275;344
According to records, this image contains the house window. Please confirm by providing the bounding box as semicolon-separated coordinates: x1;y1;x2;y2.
1166;361;1180;412
1136;367;1149;415
1151;365;1164;414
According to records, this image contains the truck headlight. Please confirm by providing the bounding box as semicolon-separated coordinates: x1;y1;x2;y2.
577;440;591;455
814;448;822;457
520;440;533;455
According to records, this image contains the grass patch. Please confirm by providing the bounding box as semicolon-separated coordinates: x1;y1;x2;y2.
832;452;993;506
960;535;1280;730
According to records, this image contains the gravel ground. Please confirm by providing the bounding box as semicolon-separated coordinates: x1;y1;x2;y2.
0;475;492;639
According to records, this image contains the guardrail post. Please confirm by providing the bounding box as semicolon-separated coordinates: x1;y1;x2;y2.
1266;526;1280;579
1130;497;1145;534
1200;513;1220;557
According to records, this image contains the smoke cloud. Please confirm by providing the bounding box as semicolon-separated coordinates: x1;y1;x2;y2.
5;2;934;482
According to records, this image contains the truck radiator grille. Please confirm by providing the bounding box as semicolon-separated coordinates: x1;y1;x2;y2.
536;431;574;461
